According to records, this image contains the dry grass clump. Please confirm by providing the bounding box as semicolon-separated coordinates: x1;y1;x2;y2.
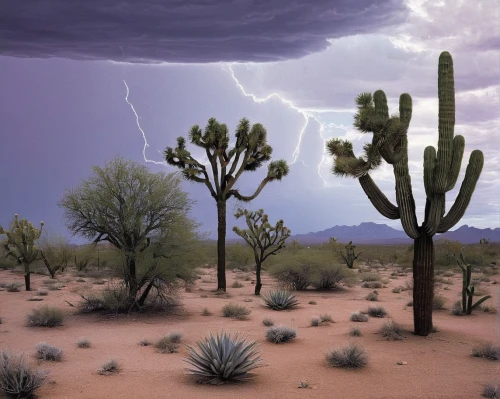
433;295;446;310
262;318;274;327
98;359;119;375
379;321;406;340
266;326;297;343
367;306;387;318
361;281;383;289
26;306;63;327
350;313;369;322
77;338;91;348
201;307;212;316
0;351;48;398
155;332;183;353
349;327;362;337
326;344;368;368
35;343;63;361
37;288;48;296
231;281;243;288
472;343;500;361
222;303;251;320
365;291;379;301
483;383;499;398
6;282;22;292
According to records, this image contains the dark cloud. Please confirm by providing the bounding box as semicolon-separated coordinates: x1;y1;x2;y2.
0;0;407;63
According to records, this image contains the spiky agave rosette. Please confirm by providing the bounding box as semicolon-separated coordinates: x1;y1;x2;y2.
184;331;262;384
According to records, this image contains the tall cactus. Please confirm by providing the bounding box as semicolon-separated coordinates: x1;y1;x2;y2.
455;252;491;314
0;214;44;291
327;52;483;336
233;208;291;295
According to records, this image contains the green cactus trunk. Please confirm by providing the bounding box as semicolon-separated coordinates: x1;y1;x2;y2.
24;263;31;291
412;231;434;336
217;201;227;292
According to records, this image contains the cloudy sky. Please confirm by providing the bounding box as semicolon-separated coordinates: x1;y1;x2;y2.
0;0;498;242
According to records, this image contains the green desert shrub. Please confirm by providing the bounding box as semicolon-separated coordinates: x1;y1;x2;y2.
326;344;368;368
262;318;274;327
269;253;354;291
319;314;333;323
184;331;262;384
155;336;180;354
350;313;368;322
201;308;212;316
379;321;405;340
35;343;63;361
231;281;243;288
0;351;48;398
391;287;401;293
222;303;251;320
367;306;387;318
266;326;297;343
349;327;362;337
261;289;298;310
472;343;500;361
98;359;119;375
27;306;63;327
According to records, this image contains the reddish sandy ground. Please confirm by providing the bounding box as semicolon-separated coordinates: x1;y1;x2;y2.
0;266;498;399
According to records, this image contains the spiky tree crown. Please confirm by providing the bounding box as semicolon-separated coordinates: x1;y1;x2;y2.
0;214;44;265
327;51;483;238
164;117;289;202
233;208;291;259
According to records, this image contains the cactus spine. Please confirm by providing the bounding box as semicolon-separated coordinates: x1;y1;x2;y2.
233;208;290;295
327;52;484;336
0;214;44;291
341;241;362;269
456;252;491;314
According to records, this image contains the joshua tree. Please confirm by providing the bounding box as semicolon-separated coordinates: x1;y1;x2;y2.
327;52;483;336
233;208;291;295
341;241;362;269
165;117;289;291
0;214;44;291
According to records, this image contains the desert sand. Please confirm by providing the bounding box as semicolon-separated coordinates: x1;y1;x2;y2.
0;266;498;399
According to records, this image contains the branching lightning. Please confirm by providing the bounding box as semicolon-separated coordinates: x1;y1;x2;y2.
224;63;349;186
123;80;167;166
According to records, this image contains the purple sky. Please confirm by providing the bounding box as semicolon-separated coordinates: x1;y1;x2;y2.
0;0;499;242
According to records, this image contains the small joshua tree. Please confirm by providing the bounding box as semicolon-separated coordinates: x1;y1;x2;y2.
165;117;289;291
341;241;362;269
327;52;483;336
0;215;44;291
233;208;291;294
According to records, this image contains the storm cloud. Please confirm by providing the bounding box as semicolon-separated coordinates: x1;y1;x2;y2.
1;0;407;63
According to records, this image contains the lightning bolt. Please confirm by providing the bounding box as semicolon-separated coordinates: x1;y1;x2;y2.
224;63;349;186
123;80;167;166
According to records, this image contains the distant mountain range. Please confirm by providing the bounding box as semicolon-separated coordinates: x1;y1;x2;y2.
291;222;500;245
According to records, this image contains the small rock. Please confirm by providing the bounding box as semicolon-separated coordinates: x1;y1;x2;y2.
298;381;309;389
397;361;407;365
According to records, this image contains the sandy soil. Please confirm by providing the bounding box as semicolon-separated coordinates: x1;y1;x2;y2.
0;266;498;399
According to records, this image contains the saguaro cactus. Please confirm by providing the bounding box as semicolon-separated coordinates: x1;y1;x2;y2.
0;214;44;291
165;118;289;292
233;208;291;295
456;252;491;314
327;52;483;336
341;241;362;269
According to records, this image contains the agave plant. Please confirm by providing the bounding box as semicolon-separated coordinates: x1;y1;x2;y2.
184;331;262;384
261;289;298;310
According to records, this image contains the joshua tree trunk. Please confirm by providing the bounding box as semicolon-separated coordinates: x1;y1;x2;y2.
413;231;434;336
217;201;227;292
24;265;31;291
